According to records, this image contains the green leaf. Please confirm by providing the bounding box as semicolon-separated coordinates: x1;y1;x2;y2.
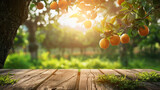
138;7;145;18
121;1;129;8
145;19;149;26
30;3;35;10
128;0;132;3
110;16;117;24
120;8;128;12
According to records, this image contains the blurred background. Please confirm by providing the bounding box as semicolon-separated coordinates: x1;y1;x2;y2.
4;0;160;70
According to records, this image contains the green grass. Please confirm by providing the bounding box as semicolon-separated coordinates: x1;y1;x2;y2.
97;72;160;90
0;73;18;86
137;72;160;82
97;74;140;90
3;52;160;70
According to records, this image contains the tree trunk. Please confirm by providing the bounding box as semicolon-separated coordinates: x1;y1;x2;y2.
119;44;128;67
25;21;38;60
0;0;30;68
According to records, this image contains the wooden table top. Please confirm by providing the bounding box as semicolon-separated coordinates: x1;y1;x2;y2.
0;69;160;90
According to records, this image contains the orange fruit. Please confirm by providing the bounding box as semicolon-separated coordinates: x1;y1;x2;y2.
99;38;110;49
58;0;68;10
129;4;132;8
117;0;124;5
120;34;130;44
90;11;97;19
36;2;44;9
50;1;58;10
84;20;92;29
138;25;149;36
110;35;120;46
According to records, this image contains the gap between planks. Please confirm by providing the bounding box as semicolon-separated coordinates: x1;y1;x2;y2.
33;69;58;90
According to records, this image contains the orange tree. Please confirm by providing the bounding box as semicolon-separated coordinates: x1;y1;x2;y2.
67;0;160;48
68;0;160;66
37;0;160;66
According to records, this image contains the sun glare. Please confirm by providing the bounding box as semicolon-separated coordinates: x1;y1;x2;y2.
57;5;104;32
36;0;106;33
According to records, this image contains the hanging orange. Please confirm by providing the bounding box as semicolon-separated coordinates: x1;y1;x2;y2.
58;0;68;10
84;20;92;29
120;34;130;44
36;2;44;9
110;35;120;46
90;11;97;19
50;1;58;10
117;0;124;5
138;25;149;36
99;38;110;49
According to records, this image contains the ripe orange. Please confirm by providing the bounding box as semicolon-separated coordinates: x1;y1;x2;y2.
90;11;97;19
36;2;44;9
120;34;130;44
58;0;68;10
84;20;92;29
110;35;120;46
117;0;124;5
50;1;58;10
99;38;110;49
138;25;149;36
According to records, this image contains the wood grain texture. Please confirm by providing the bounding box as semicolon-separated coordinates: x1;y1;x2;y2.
0;69;30;75
0;69;12;74
79;69;114;90
99;69;120;76
37;69;78;90
0;69;54;90
133;69;160;74
0;69;160;90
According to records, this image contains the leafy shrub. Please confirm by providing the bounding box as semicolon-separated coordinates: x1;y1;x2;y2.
4;52;33;69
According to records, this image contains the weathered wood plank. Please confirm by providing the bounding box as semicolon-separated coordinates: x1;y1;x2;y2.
0;69;31;75
91;69;114;90
100;69;120;76
79;69;90;90
133;69;160;74
114;69;138;80
0;69;51;90
0;69;13;74
79;69;114;90
115;69;160;90
37;69;78;90
15;69;56;90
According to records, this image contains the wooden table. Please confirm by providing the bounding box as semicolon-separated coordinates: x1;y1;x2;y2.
0;69;160;90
